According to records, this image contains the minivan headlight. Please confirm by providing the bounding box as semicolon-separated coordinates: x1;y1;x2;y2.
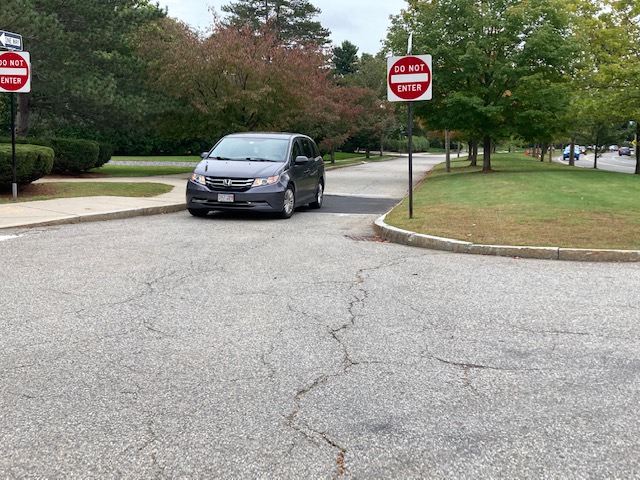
252;175;280;187
191;173;207;186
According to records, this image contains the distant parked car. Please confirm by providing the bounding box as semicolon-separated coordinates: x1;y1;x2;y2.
609;145;619;152
618;146;631;156
563;146;579;160
578;145;586;154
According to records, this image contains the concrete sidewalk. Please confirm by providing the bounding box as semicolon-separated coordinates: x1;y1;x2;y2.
0;174;188;230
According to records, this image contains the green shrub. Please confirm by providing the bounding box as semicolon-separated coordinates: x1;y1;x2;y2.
96;142;115;168
0;136;102;173
45;138;100;174
384;136;430;153
0;144;55;189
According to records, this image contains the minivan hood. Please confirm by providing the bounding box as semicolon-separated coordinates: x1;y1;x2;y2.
195;160;285;178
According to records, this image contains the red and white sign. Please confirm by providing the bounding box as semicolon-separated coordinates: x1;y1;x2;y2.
0;51;31;93
387;55;432;102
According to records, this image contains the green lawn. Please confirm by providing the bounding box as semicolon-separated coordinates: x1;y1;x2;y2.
385;154;640;250
111;155;201;163
1;182;173;203
89;164;194;177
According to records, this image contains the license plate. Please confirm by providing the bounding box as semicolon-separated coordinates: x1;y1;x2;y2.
218;193;234;203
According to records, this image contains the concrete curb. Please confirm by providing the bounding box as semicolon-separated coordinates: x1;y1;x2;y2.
374;214;640;263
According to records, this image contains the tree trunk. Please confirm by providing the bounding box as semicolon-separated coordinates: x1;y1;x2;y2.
16;92;31;137
482;135;491;171
468;140;477;166
330;148;335;164
568;141;575;167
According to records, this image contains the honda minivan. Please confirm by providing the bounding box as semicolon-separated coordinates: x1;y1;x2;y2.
186;132;325;219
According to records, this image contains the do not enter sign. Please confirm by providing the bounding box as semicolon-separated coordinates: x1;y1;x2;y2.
0;51;31;93
387;55;432;102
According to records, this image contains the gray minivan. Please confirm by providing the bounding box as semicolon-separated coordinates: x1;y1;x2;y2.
186;132;325;219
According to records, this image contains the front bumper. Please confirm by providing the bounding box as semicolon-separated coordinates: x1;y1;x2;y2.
186;180;286;213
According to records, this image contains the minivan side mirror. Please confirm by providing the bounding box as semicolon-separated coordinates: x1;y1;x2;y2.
294;155;309;165
200;152;209;159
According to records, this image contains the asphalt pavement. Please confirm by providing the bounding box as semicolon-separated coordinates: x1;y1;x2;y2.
2;156;640;477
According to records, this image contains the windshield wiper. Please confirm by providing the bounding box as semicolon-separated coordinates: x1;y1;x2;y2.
245;157;279;162
207;156;232;160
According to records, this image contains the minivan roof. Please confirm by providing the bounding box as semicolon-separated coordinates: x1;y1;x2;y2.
225;132;306;140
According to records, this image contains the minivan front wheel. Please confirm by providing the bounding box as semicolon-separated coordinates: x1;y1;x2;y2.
280;186;295;219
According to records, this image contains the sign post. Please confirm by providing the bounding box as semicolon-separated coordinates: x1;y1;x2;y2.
387;54;432;218
0;45;30;200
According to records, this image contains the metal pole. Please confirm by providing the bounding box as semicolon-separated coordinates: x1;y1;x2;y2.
11;92;17;200
408;101;413;219
635;121;639;175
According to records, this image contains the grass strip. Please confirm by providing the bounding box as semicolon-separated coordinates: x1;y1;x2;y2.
1;182;173;203
90;165;194;177
111;155;201;163
385;154;640;250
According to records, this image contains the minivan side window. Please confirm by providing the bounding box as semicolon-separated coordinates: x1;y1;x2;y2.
291;140;303;162
301;138;314;159
310;140;320;159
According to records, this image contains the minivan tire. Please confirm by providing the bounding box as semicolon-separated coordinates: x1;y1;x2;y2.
280;186;295;219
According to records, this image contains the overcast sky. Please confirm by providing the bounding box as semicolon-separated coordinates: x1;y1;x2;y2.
157;0;408;55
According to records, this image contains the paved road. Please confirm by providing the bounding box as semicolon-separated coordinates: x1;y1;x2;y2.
558;150;638;174
2;155;639;478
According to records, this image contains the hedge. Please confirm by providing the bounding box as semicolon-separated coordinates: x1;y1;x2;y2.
0;144;55;188
384;136;430;153
44;138;99;174
0;136;113;173
96;142;115;169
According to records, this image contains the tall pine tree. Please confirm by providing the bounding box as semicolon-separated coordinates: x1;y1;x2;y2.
0;0;166;138
332;40;359;76
221;0;330;46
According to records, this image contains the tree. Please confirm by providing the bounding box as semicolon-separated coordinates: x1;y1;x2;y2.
337;52;404;155
507;73;573;162
580;0;640;174
221;0;330;46
138;19;335;139
332;40;359;76
342;52;387;95
385;0;578;171
0;0;167;141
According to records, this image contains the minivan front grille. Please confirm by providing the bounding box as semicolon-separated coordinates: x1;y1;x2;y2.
205;177;254;191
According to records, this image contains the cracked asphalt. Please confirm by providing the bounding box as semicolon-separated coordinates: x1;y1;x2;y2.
1;154;639;478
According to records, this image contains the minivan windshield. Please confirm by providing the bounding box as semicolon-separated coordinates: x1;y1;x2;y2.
207;137;289;162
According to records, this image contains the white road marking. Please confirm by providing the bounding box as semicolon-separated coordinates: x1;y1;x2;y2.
0;235;20;242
